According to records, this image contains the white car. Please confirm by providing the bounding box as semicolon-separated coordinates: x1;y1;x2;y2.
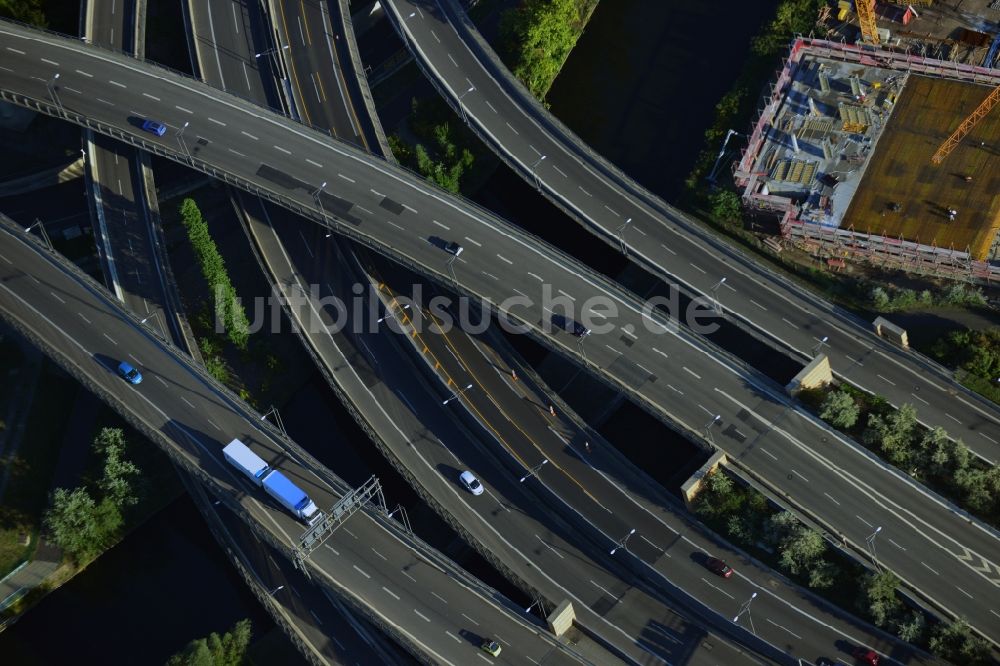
459;470;484;496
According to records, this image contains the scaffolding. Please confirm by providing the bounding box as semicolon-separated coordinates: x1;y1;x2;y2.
734;38;1000;284
855;0;880;46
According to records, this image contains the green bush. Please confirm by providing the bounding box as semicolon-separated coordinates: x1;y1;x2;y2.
0;0;46;26
709;190;743;226
166;618;252;666
928;619;991;665
44;488;121;563
179;199;249;350
499;0;598;100
818;389;860;429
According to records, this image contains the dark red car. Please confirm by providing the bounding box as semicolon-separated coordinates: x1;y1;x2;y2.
852;647;879;666
705;557;733;578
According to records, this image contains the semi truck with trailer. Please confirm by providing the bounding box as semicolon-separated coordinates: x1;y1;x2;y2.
223;439;322;526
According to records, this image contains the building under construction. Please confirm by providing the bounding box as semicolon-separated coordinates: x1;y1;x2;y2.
733;38;1000;282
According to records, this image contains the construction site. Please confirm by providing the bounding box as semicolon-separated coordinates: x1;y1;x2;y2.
733;0;1000;282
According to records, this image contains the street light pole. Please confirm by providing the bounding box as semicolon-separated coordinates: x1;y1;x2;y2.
25;218;53;250
812;335;829;357
139;311;168;340
530;154;546;190
442;383;473;405
865;526;882;570
609;528;636;555
314;181;328;225
732;592;758;634
268;585;285;597
377;303;411;324
616;218;632;257
519;458;548;483
458;85;475;124
704;414;721;446
47;73;62;112
710;277;727;312
177;121;190;158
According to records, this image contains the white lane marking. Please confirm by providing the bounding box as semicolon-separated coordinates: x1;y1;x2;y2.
400;570;416;582
309;610;323;626
855;514;873;528
305;158;322;168
96;98;113;105
888;538;906;551
845;355;865;367
688;262;707;274
605;344;621;354
496;254;513;265
208;117;226;126
77;312;91;324
660;242;677;255
273;145;291;155
324;544;339;555
385;220;405;231
430;29;441;43
463;236;482;247
5;47;25;54
633;227;647;236
461;613;479;626
352;565;370;579
181;396;195;408
823;492;840;506
652;347;668;360
590;580;618;598
207;419;221;432
414;609;431;622
877;374;896;386
504;121;519;135
102;333;117;345
382;586;399;600
558;289;576;301
485;100;498;113
956;586;974;600
482;272;498;280
578;186;592;197
240;131;259;140
781;317;799;329
49;292;65;304
761;448;778;461
910;393;929;405
604;204;620;217
750;299;768;311
527;272;544;282
142;92;160;101
700;577;735;600
40;58;60;66
0;253;11;264
75;69;93;78
535;534;564;559
155;376;168;387
431;591;448;605
980;432;998;444
175;105;193;114
228;149;246;157
337;173;355;183
445;631;462;643
683;367;701;380
791;469;810;483
552;165;568;178
945;413;961;424
447;53;458;67
109;80;127;88
432;219;450;230
528;144;541;156
766;618;802;640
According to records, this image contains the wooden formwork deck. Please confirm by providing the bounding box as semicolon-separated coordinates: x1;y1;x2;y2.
844;75;1000;260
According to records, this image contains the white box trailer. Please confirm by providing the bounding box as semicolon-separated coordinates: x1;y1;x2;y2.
223;439;322;525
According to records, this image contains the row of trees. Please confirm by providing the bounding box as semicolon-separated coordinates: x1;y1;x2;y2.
693;469;991;660
818;389;1000;523
931;327;1000;404
499;0;598;100
165;619;252;666
869;283;986;312
44;428;140;563
179;198;249;351
0;0;45;26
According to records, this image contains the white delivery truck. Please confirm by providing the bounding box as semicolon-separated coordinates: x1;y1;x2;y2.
223;439;322;526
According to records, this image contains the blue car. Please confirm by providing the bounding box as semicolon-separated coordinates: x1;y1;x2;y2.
140;119;166;136
117;361;143;385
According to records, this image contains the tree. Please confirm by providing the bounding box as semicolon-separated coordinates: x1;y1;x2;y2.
93;427;126;455
44;487;121;562
929;619;991;665
858;570;901;627
819;390;860;429
864;404;918;466
0;0;46;26
896;610;925;643
709;190;743;225
777;527;827;576
693;469;744;520
166;619;252;666
807;558;837;590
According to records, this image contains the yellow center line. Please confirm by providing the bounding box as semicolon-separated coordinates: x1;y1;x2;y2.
276;1;312;126
377;283;601;506
299;0;313;45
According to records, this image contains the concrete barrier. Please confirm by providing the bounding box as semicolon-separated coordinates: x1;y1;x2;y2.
873;316;909;348
681;450;728;509
785;353;833;397
546;599;575;637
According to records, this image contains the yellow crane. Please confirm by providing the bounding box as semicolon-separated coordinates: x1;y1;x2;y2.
856;0;880;45
931;82;1000;164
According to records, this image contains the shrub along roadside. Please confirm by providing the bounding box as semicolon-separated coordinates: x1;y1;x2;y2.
389;98;478;195
693;468;989;660
930;327;1000;405
802;385;1000;528
498;0;600;101
179;198;249;351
